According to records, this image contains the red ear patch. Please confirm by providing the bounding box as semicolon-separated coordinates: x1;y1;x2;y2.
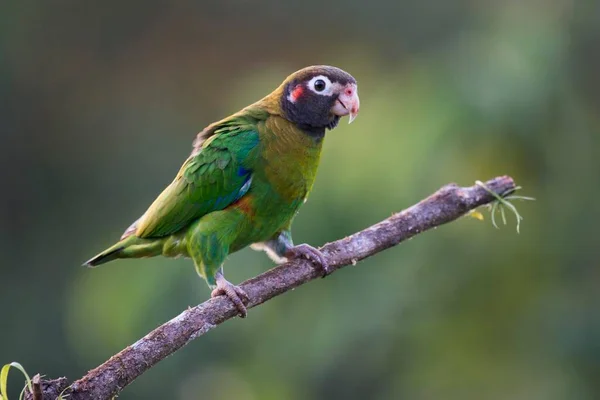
291;84;304;101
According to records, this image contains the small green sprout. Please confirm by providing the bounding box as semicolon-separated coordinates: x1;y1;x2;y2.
1;362;32;400
475;180;535;233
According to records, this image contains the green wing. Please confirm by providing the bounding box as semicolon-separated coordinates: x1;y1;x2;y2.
131;122;260;238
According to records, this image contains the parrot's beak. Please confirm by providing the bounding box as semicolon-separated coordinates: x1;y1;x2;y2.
332;83;360;124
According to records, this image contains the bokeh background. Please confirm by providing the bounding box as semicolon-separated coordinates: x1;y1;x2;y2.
1;0;599;399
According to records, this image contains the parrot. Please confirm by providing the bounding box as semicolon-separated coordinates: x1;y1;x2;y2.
84;65;360;317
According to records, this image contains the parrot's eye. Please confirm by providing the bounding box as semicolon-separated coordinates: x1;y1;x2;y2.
307;75;333;95
314;79;326;92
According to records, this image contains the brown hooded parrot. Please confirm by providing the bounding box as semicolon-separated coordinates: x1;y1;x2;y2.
85;65;360;316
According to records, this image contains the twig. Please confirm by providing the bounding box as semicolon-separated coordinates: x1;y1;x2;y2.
31;375;42;400
25;176;516;400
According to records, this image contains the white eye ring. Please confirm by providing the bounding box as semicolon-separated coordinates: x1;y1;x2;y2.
307;75;333;95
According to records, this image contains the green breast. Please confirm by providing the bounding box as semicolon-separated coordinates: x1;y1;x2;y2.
258;116;324;204
236;115;323;242
228;115;325;250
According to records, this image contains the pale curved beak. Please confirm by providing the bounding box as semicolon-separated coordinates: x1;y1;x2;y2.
331;83;360;124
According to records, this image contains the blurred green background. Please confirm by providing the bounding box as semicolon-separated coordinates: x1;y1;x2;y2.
1;0;599;399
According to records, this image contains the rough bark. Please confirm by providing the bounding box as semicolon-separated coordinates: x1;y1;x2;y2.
26;176;516;400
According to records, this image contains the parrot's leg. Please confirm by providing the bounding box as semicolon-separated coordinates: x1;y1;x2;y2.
211;268;249;317
250;230;293;264
187;211;249;317
252;230;331;276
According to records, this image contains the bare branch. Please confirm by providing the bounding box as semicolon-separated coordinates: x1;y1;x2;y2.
26;176;516;400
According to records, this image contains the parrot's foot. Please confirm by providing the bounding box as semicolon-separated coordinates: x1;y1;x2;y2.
286;244;331;277
211;272;249;318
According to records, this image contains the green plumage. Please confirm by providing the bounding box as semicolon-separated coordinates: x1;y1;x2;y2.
85;65;358;314
87;101;322;280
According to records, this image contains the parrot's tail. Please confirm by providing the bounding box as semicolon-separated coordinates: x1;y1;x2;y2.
84;244;124;267
83;236;162;267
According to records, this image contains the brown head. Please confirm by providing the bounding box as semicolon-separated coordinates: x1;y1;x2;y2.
264;65;359;134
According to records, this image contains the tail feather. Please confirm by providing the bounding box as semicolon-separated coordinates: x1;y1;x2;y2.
84;243;127;267
84;235;142;267
84;235;165;267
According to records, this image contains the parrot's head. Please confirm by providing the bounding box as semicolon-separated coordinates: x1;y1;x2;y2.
277;65;359;131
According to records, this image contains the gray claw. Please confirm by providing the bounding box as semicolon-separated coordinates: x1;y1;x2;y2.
211;274;249;317
287;243;331;277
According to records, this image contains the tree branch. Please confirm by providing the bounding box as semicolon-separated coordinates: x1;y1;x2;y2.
27;176;516;400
